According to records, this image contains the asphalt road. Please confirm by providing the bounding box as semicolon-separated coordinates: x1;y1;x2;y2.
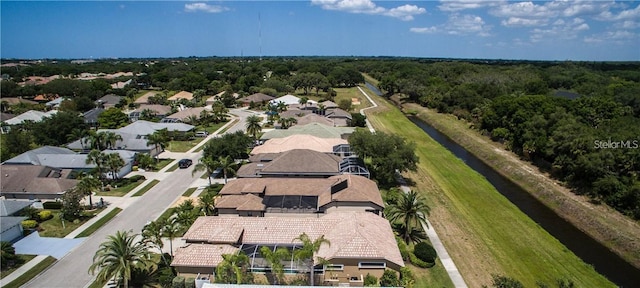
24;108;258;288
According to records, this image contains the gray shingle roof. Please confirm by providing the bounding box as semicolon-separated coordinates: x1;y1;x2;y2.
4;146;76;165
0;199;33;216
1;216;27;234
118;120;194;136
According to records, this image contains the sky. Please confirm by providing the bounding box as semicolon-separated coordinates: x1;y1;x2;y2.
1;1;639;61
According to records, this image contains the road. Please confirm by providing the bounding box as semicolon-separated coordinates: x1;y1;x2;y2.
24;108;259;288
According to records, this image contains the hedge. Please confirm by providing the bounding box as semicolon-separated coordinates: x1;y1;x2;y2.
414;242;437;264
21;220;38;229
185;277;195;288
172;276;185;288
43;201;63;210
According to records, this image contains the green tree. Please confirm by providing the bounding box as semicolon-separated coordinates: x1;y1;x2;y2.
245;115;262;141
61;188;84;220
277;117;297;129
86;149;107;182
76;174;101;208
215;156;237;184
216;252;253;284
292;233;330;286
97;108;130;129
1;241;18;269
386;190;430;244
364;273;378;286
102;131;123;150
32;111;87;146
379;269;399;287
338;99;352;111
202;131;252;161
488;274;524;288
192;156;218;186
260;246;290;284
146;129;169;162
105;153;125;180
67;128;90;149
1;128;33;161
89;230;153;288
198;190;217;216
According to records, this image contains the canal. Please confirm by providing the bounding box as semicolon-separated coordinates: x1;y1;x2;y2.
364;82;639;287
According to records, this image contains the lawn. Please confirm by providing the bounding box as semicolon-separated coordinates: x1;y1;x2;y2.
38;209;104;238
2;256;56;288
155;158;174;170
182;187;197;197
132;180;160;197
75;208;123;238
364;90;614;287
0;255;36;279
167;139;200;152
96;179;145;197
197;121;227;134
166;163;179;172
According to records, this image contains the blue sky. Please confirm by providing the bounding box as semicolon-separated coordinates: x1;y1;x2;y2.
1;1;639;60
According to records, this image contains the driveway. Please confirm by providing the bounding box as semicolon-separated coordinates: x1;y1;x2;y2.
14;232;86;259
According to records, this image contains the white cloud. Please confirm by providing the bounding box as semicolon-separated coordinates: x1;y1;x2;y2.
490;1;558;18
184;3;229;13
597;4;640;21
438;0;504;12
615;20;640;29
530;18;590;42
501;17;548;27
311;0;425;21
411;13;491;36
584;30;638;43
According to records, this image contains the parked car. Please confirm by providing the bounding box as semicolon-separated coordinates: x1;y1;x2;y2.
195;131;209;137
178;159;193;169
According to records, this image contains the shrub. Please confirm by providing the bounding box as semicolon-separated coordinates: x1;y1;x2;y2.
400;267;416;288
379;270;399;287
409;252;433;268
414;242;437;263
396;236;410;261
172;276;185;288
38;210;53;221
21;220;38;229
489;274;524;288
129;175;146;182
43;201;63;210
364;273;378;286
185;277;195;288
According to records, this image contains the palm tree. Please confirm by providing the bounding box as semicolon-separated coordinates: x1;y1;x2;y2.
89;230;153;288
76;174;101;208
105;153;125;180
293;233;330;286
140;109;157;121
216;252;252;284
163;216;182;257
192;156;218;186
215;156;237;184
86;149;107;182
88;130;107;150
67;128;89;149
276;101;288;113
1;241;17;269
245;115;262;141
317;103;326;116
278;117;297;129
146;129;168;162
199;109;211;124
141;219;169;266
260;246;290;284
198;190;217;216
185;115;199;125
103;131;123;150
385;190;431;244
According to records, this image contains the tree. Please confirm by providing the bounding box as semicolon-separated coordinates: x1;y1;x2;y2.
386;190;430;244
76;174;101;209
260;246;290;284
140;109;157;121
105;153;125;180
299;96;309;108
86;149;107;182
488;274;524;288
97;108;129;129
245;115;262;141
351;113;367;127
202;131;252;161
67;128;90;149
338;99;352;111
1;241;18;269
2;128;33;161
146;129;168;162
198;190;217;216
292;233;330;286
216;252;253;284
278;117;297;129
379;269;399;287
215;156;237;184
192;156;218;186
32;111;87;146
102;131;123;150
61;188;84;220
89;230;153;288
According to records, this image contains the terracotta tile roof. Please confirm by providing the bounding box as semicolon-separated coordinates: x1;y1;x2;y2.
295;114;335;127
134;91;158;104
171;244;238;267
168;91;194;101
239;93;275;103
237;149;341;177
180;212;404;267
216;194;265;211
134;104;172;115
250;135;347;154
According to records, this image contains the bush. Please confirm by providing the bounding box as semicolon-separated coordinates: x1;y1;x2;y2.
129;175;146;182
379;270;399;287
364;273;378;286
396;236;410;261
21;219;38;229
409;252;433;268
172;276;185;288
38;210;53;221
43;201;63;210
185;277;195;288
414;242;437;263
400;267;416;288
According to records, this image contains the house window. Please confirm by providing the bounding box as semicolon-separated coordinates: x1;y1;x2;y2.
358;262;386;269
324;264;344;271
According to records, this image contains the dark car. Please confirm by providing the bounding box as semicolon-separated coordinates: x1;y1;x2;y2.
178;159;193;169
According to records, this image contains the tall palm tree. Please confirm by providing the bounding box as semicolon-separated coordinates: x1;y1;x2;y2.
245;115;262;141
293;233;330;286
88;130;107;150
385;190;431;244
192;156;218;186
67;128;89;149
89;230;153;288
216;252;252;284
86;149;107;182
76;173;101;208
215;156;237;184
103;131;123;150
105;153;125;180
163;216;182;257
260;246;290;285
141;219;169;266
198;190;217;216
299;96;309;108
185;115;199;125
199;109;211;124
276;101;288;113
146;129;168;162
1;241;17;269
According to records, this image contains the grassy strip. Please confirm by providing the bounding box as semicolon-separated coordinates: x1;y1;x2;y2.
3;256;56;288
167;140;200;152
166;163;179;172
158;207;176;221
0;255;36;279
365;93;614;286
182;187;197;197
75;208;123;238
217;118;238;135
405;103;640;269
198;121;227;134
154;158;174;170
132;180;160;197
96;180;144;197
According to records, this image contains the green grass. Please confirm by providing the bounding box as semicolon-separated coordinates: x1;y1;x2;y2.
197;121;227;134
38;209;103;238
167;139;200;152
366;92;614;286
166;163;179;172
96;180;144;197
217;119;238;135
155;158;174;170
75;208;123;238
410;260;454;288
0;255;36;279
132;180;160;197
2;256;56;288
182;187;197;197
157;207;177;221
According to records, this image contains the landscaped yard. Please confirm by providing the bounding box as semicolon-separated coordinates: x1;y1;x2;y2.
38;208;104;237
2;256;56;288
167;139;201;152
96;179;145;197
0;255;36;279
154;158;174;170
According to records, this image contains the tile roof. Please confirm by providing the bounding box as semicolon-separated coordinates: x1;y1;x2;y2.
239;93;275;103
166;107;210;121
0;98;38;105
134;91;158;104
133;104;172;115
96;94;123;106
168;91;194;101
3;110;57;125
0;165;77;195
250;135;347;154
325;108;352;120
216;194;266;211
181;212;403;267
269;94;300;105
321;100;339;109
260;123;354;140
295;114;336;127
4;146;77;165
237;149;341;177
171;244;239;268
118;120;194;136
83;108;105;124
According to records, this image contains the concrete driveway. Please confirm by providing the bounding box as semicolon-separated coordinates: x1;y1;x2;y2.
14;232;86;259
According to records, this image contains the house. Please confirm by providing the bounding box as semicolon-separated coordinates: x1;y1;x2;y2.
325;108;352;127
172;211;403;285
0;112;16;122
134;91;158;104
260;123;354;140
0;165;78;200
168;91;194;102
1;97;38;105
45;97;68;110
237;149;342;178
0;199;32;242
33;94;59;102
83;107;105;127
164;107;211;123
215;174;383;216
129;105;172;122
95;94;124;108
238;93;275;107
269;94;301;106
117;120;194;136
3;110;57;126
321;100;339;109
251;134;348;154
